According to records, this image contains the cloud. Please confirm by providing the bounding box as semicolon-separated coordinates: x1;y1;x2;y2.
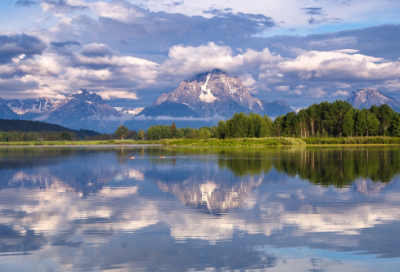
80;43;116;58
40;0;88;13
301;7;323;15
50;41;81;48
0;34;46;64
308;17;340;25
15;0;37;7
96;90;138;100
133;115;224;121
37;0;277;57
331;90;350;97
3;38;400;102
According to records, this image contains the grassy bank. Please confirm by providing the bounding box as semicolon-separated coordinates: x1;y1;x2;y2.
164;137;306;146
303;136;400;145
2;136;400;146
0;139;162;146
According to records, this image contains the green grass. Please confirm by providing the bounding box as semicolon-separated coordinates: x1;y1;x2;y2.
164;137;306;147
3;136;400;146
0;140;162;146
303;136;400;145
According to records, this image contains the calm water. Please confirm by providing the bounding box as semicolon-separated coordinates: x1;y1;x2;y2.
0;146;400;272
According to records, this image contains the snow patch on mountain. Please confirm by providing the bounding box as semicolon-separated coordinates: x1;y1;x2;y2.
119;107;144;116
200;75;218;103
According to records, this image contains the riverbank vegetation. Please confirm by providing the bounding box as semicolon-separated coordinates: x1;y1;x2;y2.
164;137;306;146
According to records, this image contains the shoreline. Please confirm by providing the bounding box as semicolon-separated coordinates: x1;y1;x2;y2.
3;136;400;146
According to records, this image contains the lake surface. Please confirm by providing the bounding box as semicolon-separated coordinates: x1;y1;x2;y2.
0;146;400;272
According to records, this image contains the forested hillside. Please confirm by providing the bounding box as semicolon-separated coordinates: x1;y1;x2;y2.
0;119;100;138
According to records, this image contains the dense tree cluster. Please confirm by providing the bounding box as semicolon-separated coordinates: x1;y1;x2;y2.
271;101;400;137
146;123;215;140
217;101;400;139
216;113;273;139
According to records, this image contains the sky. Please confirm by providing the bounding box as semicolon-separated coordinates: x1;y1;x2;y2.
1;0;400;109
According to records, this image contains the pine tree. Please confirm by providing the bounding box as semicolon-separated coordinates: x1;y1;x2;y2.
171;123;177;138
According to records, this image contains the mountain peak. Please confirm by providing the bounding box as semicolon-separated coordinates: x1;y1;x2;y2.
345;88;400;111
69;89;91;97
140;70;293;119
191;69;227;82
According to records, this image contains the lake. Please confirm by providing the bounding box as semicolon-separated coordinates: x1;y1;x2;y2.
0;146;400;271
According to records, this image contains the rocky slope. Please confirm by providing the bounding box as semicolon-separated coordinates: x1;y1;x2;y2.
0;98;19;119
345;89;400;111
40;90;122;133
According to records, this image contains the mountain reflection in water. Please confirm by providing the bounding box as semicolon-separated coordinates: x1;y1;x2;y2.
0;146;399;272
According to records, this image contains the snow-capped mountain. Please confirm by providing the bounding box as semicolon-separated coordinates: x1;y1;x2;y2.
139;69;292;118
21;98;60;114
119;107;144;117
41;90;122;133
345;89;400;111
0;90;123;133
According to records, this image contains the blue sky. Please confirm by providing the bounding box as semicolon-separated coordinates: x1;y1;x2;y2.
1;0;400;108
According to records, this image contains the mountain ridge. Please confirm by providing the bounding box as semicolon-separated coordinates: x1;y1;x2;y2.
345;89;400;112
138;69;293;119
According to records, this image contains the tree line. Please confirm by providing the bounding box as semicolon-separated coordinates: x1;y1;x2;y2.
110;101;400;141
217;101;400;139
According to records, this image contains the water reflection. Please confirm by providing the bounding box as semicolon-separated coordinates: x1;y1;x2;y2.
0;146;399;271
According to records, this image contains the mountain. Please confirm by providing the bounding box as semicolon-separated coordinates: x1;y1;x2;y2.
140;69;289;118
119;107;144;117
1;90;122;133
40;90;122;133
345;89;400;111
0;98;19;119
125;70;293;130
261;99;294;117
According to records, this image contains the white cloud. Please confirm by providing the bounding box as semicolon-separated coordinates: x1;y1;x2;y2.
331;90;350;97
275;86;290;92
3;35;400;101
97;90;138;100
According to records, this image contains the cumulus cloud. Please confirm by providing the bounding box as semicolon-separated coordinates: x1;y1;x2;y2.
50;41;81;48
2;1;400;104
0;34;46;64
331;90;350;97
3;37;400;101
